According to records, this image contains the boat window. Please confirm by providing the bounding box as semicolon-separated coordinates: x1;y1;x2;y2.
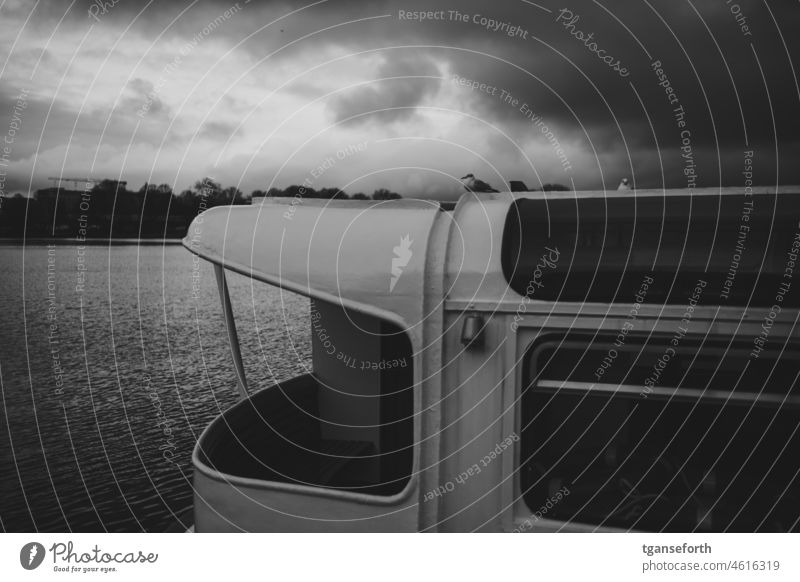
502;194;800;306
197;292;414;497
519;333;800;531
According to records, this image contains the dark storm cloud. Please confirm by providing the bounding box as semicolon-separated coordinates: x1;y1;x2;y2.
422;0;800;187
213;0;797;187
119;78;169;118
200;119;241;139
0;86;100;162
13;0;800;189
327;53;441;125
0;83;171;166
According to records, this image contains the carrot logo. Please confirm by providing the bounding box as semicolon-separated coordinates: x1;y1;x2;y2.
390;235;413;292
20;542;45;570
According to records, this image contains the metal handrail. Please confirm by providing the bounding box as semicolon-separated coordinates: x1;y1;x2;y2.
536;379;800;409
214;264;248;400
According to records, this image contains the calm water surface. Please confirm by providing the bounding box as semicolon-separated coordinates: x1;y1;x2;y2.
0;243;311;532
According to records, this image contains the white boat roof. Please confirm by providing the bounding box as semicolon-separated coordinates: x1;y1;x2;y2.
184;187;799;324
183;197;442;331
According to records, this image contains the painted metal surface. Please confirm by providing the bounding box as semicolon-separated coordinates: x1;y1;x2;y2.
183;198;444;531
183;187;800;532
182;197;442;338
444;186;800;309
192;375;419;532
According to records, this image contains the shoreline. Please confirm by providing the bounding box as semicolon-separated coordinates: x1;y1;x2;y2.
0;237;185;246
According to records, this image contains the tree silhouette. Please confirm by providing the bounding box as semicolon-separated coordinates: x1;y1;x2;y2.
194;177;221;201
283;184;316;198
266;187;288;197
373;189;401;200
7;176;412;240
318;187;349;200
220;186;243;205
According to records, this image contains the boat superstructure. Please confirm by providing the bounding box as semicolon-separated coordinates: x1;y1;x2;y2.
183;187;800;532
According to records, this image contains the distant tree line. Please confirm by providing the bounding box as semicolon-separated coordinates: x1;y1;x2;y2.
0;178;403;239
252;186;402;201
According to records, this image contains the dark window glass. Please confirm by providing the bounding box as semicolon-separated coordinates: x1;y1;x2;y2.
502;194;800;306
520;334;800;531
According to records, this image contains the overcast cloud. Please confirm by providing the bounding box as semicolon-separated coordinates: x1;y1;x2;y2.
0;0;797;198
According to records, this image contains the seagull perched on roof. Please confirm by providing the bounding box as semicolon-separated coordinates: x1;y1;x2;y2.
461;173;499;193
617;178;631;191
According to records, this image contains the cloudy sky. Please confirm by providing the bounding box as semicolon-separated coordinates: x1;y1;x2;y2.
0;0;798;199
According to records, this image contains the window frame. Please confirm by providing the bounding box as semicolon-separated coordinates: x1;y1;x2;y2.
515;327;800;531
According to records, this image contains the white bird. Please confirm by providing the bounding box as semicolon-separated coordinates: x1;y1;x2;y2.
617;178;631;190
461;173;498;193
